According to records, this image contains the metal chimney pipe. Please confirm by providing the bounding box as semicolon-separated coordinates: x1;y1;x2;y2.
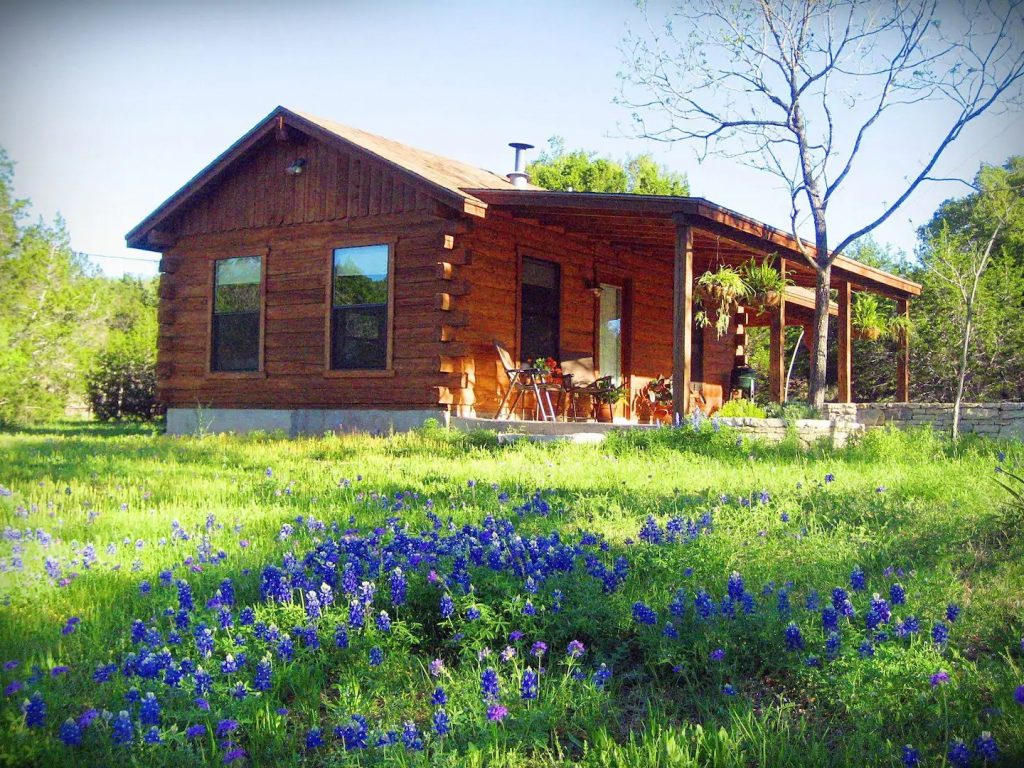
507;142;534;188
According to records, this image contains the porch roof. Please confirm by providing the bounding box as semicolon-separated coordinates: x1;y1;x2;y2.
466;189;921;301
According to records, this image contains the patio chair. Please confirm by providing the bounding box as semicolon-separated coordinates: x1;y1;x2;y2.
493;340;557;422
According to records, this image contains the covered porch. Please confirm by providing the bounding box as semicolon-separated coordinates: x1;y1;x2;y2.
467;190;921;422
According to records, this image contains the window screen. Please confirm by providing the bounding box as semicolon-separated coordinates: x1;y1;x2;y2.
520;257;560;362
211;256;261;372
331;244;389;370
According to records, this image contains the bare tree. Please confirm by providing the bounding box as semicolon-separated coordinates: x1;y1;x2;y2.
924;170;1021;439
620;0;1024;408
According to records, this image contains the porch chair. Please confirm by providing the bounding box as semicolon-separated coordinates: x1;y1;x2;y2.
493;340;558;422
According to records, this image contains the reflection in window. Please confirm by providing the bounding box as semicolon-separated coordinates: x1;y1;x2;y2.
599;283;622;383
331;244;389;370
211;256;261;371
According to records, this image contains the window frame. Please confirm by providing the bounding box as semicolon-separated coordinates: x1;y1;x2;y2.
207;251;267;377
323;238;396;378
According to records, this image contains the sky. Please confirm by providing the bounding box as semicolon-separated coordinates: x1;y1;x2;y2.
1;0;1021;279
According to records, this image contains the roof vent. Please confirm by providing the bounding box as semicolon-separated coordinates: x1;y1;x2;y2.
507;142;534;188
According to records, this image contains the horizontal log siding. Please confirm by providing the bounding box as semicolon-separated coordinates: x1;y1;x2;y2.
156;216;455;410
458;213;736;418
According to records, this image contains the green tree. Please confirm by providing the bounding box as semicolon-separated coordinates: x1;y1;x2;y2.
0;148;104;425
913;159;1024;425
527;137;688;195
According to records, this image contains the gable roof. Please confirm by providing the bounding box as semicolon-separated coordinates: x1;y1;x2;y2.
126;105;533;249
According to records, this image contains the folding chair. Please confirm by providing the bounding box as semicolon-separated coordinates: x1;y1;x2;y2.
493;340;557;421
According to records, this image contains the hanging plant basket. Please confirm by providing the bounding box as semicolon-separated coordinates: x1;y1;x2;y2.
750;289;782;312
853;326;882;342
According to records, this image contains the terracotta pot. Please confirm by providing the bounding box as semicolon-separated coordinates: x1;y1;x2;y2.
596;402;613;423
757;290;781;309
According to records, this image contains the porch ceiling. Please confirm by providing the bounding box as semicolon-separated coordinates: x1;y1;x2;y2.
467;190;921;301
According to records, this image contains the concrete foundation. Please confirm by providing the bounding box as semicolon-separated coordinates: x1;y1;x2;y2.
166;408;449;437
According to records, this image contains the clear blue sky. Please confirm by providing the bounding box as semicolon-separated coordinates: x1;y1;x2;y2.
2;0;1021;278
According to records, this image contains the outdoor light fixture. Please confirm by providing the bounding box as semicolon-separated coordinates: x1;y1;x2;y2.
585;279;604;298
285;158;307;175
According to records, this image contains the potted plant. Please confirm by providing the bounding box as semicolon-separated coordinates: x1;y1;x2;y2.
633;375;673;424
695;265;748;338
740;255;791;313
592;379;626;423
851;292;885;341
887;314;912;345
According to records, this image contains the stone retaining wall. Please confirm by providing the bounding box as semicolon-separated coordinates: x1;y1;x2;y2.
821;402;1024;440
715;417;864;448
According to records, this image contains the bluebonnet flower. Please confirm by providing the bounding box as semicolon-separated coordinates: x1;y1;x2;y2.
144;726;162;744
186;724;206;739
254;659;272;692
376;611;392;633
946;603;961;623
947;739;970;768
531;641;547;657
522;600;536;616
932;622;949;645
710;648;726;662
23;692;46;728
431;687;447;706
723;683;737;696
193;668;212;696
176;579;193;611
974;732;998;761
784;622;805;651
776;589;791;617
220;655;238;675
334;624;349;649
521;668;538;700
594;664;612;690
306;727;324;749
889;583;906;605
216;719;239;738
348;599;365;630
433;708;451;736
663;622;679;639
369;647;383;666
825;632;841;659
224;748;246;763
440;594;454;619
125;687;141;704
930;670;950;687
632;602;658;625
567;640;585;658
669;588;687;617
239;607;255;626
139;692;160;725
59;718;83;746
805;655;822;668
806;590;820;611
901;744;920;767
481;668;500;702
466;606;481;621
831;587;848;611
850;566;866;591
695;590;715;619
486;704;509;722
429;659;445;677
1015;684;1024;705
727;571;745;600
112;710;133;745
824;473;835;483
402;720;424;751
869;594;891;623
822;606;839;633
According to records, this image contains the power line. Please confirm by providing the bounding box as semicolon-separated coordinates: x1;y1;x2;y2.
74;251;160;264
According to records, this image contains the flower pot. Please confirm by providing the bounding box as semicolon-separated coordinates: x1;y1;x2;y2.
595;402;613;423
755;290;781;310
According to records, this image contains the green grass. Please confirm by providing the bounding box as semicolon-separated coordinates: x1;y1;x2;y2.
0;420;1021;767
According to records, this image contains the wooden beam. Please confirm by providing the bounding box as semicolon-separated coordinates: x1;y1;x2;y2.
837;281;852;404
896;298;910;402
770;260;787;402
672;219;693;423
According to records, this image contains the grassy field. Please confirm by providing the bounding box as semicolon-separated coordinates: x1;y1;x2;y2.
0;420;1022;767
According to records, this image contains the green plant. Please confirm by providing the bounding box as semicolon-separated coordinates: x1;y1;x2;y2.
84;350;161;421
593;379;627;404
695;266;749;338
740;255;791;311
887;313;912;343
851;292;886;341
718;399;767;418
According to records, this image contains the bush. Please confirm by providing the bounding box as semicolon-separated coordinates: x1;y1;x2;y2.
85;351;161;421
718;399;767;418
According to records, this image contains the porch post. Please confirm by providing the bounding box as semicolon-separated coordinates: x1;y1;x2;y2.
896;297;910;401
769;258;787;402
672;217;693;423
837;281;852;403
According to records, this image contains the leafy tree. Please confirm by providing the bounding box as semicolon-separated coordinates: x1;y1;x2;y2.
528;137;688;195
621;0;1024;408
0;148;104;425
913;160;1024;429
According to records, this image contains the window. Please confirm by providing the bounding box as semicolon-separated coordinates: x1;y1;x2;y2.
520;257;560;362
211;256;261;372
598;283;623;383
331;244;390;370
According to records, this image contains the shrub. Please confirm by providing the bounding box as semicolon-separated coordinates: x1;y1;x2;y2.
85;350;161;421
718;400;767;418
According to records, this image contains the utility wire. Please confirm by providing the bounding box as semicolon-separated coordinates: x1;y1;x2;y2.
74;251;160;264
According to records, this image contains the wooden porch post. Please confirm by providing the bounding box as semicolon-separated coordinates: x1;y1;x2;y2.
769;258;787;403
837;281;852;403
672;218;693;424
896;297;910;402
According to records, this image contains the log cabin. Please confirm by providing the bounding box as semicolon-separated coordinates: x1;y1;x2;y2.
127;106;921;435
